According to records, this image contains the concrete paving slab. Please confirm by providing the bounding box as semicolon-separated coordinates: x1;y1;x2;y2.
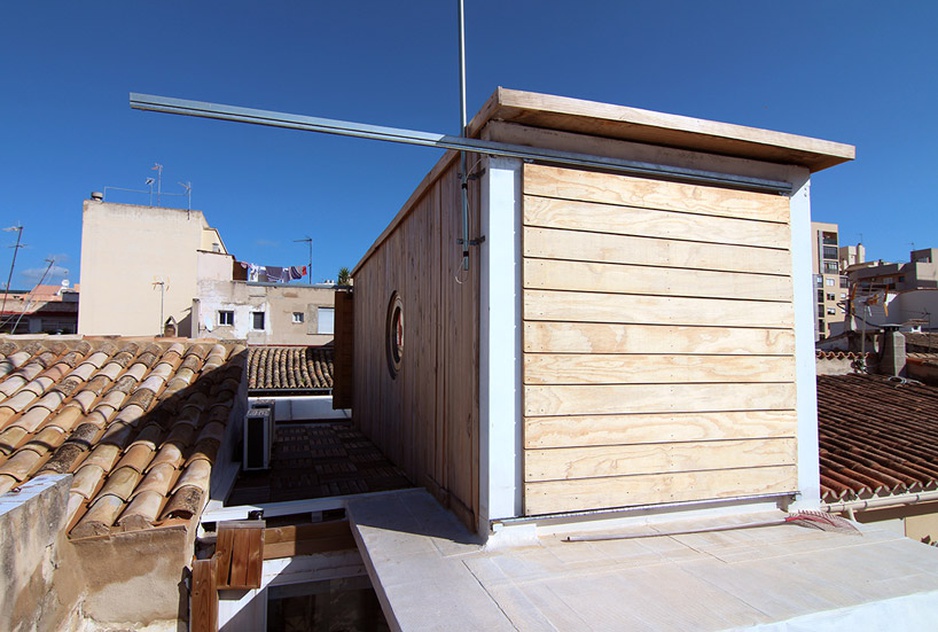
348;489;938;631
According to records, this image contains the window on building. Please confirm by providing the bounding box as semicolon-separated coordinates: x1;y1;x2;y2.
292;312;304;324
826;278;835;287
318;307;335;335
823;246;838;260
840;293;847;300
817;289;824;302
218;310;234;326
841;276;849;288
826;293;836;301
827;307;836;315
815;275;824;288
822;231;838;245
252;311;265;330
824;261;839;274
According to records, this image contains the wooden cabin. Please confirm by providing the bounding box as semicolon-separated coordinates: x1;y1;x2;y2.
341;88;854;533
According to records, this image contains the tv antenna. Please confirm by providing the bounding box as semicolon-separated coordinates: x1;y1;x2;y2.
294;236;313;283
178;181;192;210
0;225;25;323
151;163;163;205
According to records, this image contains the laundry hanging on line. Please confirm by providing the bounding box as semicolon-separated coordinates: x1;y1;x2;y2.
239;262;308;283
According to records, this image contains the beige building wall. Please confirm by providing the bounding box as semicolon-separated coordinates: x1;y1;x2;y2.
79;200;227;337
194;277;335;345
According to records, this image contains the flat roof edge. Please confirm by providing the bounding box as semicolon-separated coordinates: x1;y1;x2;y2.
470;87;855;173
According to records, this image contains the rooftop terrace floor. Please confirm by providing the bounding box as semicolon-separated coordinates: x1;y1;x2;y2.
349;489;938;631
227;421;412;506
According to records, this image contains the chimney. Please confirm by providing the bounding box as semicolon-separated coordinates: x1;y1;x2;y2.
90;191;104;201
879;325;906;377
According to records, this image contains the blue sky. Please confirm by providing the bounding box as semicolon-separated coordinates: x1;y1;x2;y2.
1;2;935;288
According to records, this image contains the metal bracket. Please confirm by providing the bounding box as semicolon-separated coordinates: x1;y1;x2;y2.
457;235;486;247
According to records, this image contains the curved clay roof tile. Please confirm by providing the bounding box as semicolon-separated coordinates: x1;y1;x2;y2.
70;463;106;500
118;490;164;531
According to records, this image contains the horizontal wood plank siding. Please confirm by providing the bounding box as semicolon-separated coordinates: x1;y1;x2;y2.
521;163;797;515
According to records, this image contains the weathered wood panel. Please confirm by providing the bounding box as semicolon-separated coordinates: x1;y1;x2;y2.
521;162;798;516
351;154;479;530
525;438;797;482
524;410;798;449
190;558;217;632
524;465;798;515
523;322;795;355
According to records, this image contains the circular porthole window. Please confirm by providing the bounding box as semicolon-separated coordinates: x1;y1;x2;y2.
386;292;404;378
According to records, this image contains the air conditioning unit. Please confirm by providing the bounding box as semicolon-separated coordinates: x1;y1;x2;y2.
243;407;273;471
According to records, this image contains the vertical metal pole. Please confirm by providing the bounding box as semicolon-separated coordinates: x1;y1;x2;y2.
308;238;313;284
458;0;470;271
1;226;23;328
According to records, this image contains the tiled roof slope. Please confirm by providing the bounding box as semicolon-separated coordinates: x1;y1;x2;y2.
247;345;333;391
817;373;938;502
0;337;246;538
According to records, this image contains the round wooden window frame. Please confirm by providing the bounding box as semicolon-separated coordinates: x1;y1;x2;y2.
386;292;404;378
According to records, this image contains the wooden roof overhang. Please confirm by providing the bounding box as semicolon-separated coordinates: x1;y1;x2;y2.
353;88;855;274
469;87;855;173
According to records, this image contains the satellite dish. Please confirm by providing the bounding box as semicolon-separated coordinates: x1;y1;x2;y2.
61;279;70;288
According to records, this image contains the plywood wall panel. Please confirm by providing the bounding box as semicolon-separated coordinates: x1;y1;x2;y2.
525;438;797;482
521;162;798;516
524;465;798;515
524;410;798;449
524;383;796;417
523;226;790;275
524;163;790;223
524;196;790;248
523;259;791;302
524;290;794;329
524;354;795;385
523;322;795;355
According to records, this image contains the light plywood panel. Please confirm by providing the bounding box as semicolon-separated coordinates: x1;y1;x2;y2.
524;465;798;515
523;322;795;355
524;410;798;449
524;196;790;248
524;226;790;275
525;438;797;482
524;383;796;417
524;259;791;302
524;290;794;329
524;354;795;385
524;164;790;223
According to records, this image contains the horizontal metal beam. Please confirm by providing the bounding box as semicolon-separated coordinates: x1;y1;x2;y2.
130;92;793;194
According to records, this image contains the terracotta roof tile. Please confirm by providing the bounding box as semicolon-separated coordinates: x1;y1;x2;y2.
818;373;938;503
0;336;246;538
247;345;334;392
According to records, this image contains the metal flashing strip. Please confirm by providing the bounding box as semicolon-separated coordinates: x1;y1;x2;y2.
130;93;793;195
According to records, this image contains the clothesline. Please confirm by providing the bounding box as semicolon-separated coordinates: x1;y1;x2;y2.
239;262;307;284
